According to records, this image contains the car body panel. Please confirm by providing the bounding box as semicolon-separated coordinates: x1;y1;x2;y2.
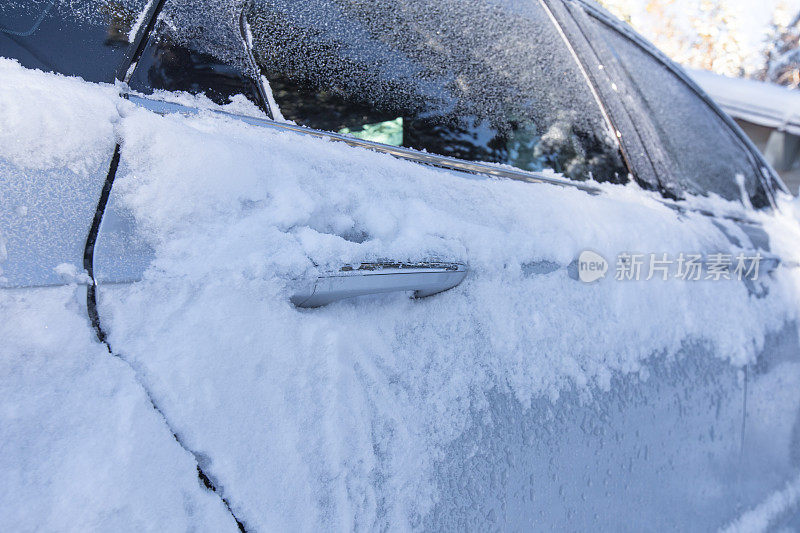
0;59;118;287
1;0;800;530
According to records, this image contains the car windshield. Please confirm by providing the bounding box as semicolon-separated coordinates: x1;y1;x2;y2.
244;0;630;183
0;0;148;83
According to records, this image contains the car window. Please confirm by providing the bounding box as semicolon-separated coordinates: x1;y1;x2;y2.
0;0;148;83
244;0;630;183
587;16;770;207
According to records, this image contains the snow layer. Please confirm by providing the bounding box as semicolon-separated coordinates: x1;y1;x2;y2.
0;285;236;531
0;58;118;286
96;91;800;529
724;472;800;532
0;57;118;174
690;68;800;135
1;57;799;530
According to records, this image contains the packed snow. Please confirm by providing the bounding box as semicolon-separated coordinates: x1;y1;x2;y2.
2;57;800;530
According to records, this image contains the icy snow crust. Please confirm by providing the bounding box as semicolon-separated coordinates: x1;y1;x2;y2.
0;57;118;286
2;59;800;529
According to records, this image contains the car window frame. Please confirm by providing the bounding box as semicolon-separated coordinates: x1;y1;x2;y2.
567;0;784;209
127;0;783;211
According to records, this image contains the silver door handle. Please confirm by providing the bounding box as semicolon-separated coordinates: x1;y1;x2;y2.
291;262;467;308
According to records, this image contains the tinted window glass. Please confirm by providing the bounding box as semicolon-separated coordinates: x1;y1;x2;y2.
125;0;267;108
589;18;769;207
0;0;147;83
246;0;629;183
128;29;265;107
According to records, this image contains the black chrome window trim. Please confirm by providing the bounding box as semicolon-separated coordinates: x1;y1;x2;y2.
125;93;602;192
114;0;168;83
537;0;633;177
238;2;274;118
552;0;665;191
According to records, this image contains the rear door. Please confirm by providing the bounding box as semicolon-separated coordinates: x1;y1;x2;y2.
91;0;795;529
567;1;800;526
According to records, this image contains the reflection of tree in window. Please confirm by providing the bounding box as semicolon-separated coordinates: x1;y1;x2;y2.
247;0;629;183
101;2;134;46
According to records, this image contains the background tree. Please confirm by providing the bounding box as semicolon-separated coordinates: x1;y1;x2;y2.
598;0;800;88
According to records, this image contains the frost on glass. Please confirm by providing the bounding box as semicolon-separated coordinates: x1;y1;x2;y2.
590;18;770;207
245;0;629;182
0;0;147;26
0;0;149;82
154;0;252;69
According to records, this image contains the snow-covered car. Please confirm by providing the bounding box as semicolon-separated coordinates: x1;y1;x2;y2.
2;0;800;530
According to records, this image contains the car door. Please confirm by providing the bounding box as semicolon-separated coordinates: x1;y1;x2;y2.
90;0;800;530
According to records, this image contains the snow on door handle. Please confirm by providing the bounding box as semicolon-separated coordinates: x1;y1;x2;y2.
290;262;468;308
